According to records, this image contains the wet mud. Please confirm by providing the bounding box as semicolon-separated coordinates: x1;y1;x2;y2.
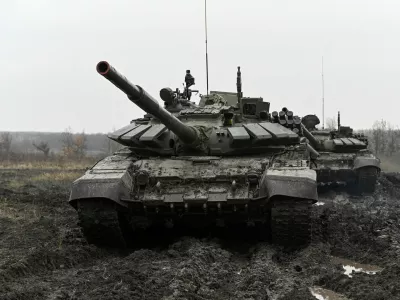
310;286;349;300
1;169;400;299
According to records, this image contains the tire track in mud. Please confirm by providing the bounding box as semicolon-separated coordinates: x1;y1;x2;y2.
1;171;400;299
1;237;322;300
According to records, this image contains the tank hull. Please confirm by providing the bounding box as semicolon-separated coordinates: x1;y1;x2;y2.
69;149;318;248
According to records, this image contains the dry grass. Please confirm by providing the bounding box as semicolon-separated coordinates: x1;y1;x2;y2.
6;180;26;190
0;197;41;222
31;171;83;182
0;159;96;170
1;170;84;193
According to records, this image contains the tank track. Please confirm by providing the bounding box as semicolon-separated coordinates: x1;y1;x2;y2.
76;199;129;248
356;167;378;194
270;197;312;247
76;197;313;248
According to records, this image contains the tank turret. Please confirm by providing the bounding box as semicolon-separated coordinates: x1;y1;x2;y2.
96;61;199;145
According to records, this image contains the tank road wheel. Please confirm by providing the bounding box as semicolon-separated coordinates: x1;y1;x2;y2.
77;199;130;248
355;167;378;194
270;197;312;248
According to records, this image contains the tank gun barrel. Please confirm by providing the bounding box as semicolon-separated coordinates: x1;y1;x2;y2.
96;61;198;145
300;123;320;150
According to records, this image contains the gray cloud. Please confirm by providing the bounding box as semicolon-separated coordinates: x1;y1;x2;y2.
2;0;399;133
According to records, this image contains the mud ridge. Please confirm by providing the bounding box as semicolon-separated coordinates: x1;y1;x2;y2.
1;170;400;299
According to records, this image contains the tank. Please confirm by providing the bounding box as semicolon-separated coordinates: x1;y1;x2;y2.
69;61;319;248
301;113;380;194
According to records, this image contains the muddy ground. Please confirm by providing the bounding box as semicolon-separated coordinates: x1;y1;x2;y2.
0;167;400;300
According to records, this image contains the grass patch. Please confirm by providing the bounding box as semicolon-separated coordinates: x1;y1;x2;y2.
6;179;26;190
0;197;40;221
0;159;96;170
31;171;83;182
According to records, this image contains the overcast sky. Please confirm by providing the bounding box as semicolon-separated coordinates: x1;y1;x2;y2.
2;0;400;133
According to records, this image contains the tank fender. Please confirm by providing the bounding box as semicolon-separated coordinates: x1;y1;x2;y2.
68;171;132;209
353;156;381;171
259;168;318;202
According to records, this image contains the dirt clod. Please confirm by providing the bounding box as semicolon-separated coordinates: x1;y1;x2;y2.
1;169;400;299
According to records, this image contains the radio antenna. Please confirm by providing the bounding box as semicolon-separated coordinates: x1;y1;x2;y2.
205;0;209;95
322;56;325;129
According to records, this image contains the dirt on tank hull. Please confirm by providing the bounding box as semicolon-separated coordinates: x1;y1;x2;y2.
70;149;317;248
313;151;380;193
69;61;320;249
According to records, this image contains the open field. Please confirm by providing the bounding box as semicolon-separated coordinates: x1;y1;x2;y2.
1;162;400;299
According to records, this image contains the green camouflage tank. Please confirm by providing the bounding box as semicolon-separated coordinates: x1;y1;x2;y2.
69;62;319;248
301;113;380;193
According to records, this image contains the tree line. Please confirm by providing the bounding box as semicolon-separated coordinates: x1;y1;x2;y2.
0;128;122;161
1;119;399;160
323;116;400;158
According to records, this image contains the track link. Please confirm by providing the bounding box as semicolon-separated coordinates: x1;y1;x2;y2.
77;199;128;248
270;197;312;247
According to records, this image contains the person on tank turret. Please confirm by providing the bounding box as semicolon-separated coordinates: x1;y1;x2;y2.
184;70;195;100
185;70;195;88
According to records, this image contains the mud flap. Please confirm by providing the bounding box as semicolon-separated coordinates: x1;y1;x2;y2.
353;157;380;194
259;168;318;247
259;168;318;202
69;171;134;248
353;156;381;171
68;171;132;209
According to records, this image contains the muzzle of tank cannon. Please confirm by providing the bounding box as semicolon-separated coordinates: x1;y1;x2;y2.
96;61;198;145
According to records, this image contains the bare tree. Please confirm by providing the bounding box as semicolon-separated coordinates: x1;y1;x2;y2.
60;127;75;157
74;131;87;159
33;141;50;158
371;119;387;156
385;124;400;157
325;116;338;130
0;132;12;156
60;127;87;158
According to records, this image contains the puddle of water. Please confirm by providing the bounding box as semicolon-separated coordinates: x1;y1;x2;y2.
331;256;383;278
310;286;348;300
